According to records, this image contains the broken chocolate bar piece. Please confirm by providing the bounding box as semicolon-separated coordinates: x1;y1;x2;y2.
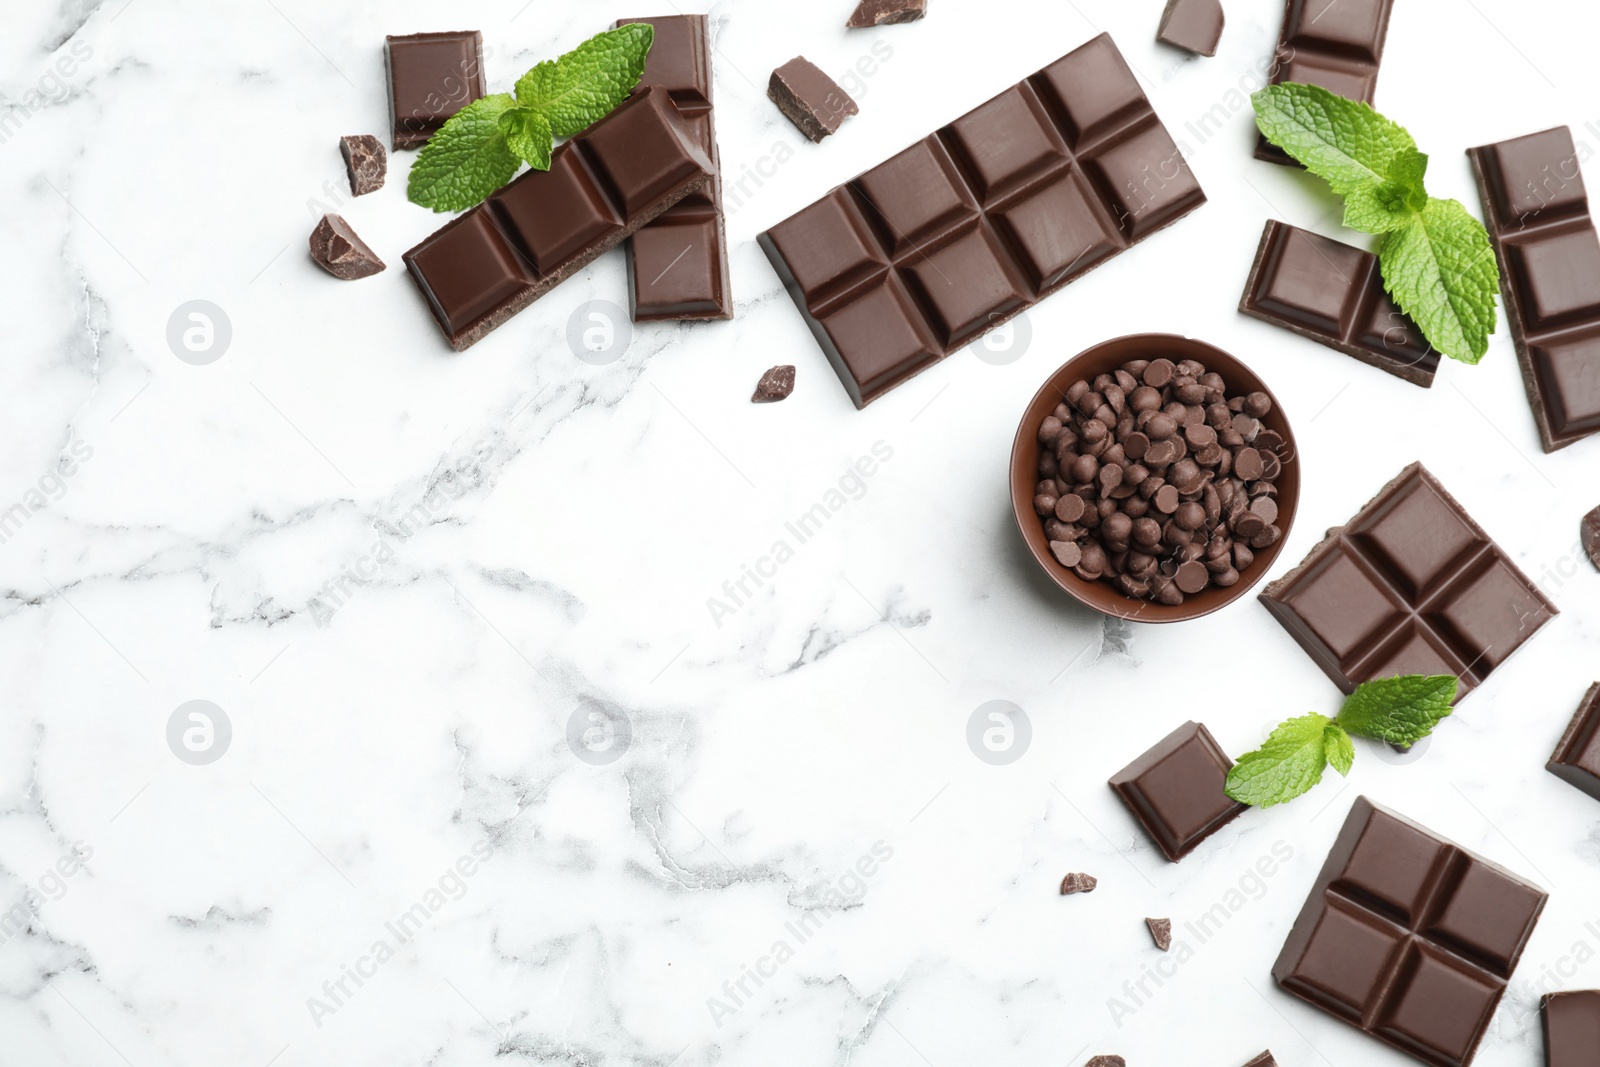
309;214;385;279
1146;917;1172;951
1109;721;1246;862
1257;0;1395;165
339;134;386;196
1059;872;1097;895
1544;991;1600;1065
1242;1054;1276;1067
752;365;796;403
1585;507;1600;571
1084;1057;1124;1067
768;57;858;143
385;31;486;150
1157;0;1224;57
1547;683;1600;803
847;0;927;27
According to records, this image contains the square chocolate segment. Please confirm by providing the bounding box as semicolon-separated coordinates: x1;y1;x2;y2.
1469;125;1600;451
1543;991;1600;1064
404;208;533;339
1260;462;1556;701
1547;683;1600;803
1108;721;1247;863
1240;220;1439;387
489;149;621;276
582;90;714;218
1275;797;1547;1067
385;31;486;150
759;33;1203;408
1257;0;1395;164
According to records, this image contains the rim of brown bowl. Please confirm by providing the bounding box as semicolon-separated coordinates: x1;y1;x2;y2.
1010;333;1301;623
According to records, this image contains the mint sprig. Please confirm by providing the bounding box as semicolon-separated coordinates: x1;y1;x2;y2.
1225;675;1459;808
1253;83;1499;365
408;24;654;213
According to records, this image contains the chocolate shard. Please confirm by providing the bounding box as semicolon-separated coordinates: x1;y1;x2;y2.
760;34;1204;408
1585;506;1600;571
339;134;386;196
1257;0;1395;165
847;0;927;27
309;214;385;279
1544;991;1600;1064
752;365;796;403
1241;220;1438;387
1157;0;1223;57
385;31;486;150
768;57;858;143
1109;721;1246;863
618;15;733;322
1241;1053;1276;1067
1547;683;1600;803
1260;462;1557;701
1058;872;1097;895
1274;797;1547;1067
403;88;713;350
1084;1058;1125;1067
1145;917;1172;952
1467;126;1600;453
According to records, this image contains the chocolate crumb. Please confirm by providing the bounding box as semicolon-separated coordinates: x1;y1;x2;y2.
752;365;796;403
847;0;927;27
1242;1053;1277;1067
309;214;385;280
339;134;387;196
1085;1057;1126;1067
1059;872;1098;895
1146;917;1172;952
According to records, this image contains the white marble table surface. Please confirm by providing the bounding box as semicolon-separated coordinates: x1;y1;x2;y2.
2;0;1598;1064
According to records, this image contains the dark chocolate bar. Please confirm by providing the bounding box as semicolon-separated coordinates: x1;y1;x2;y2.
1547;683;1600;803
1543;991;1600;1065
1256;0;1395;165
403;88;712;350
1275;796;1546;1067
385;31;486;150
1467;126;1600;452
618;16;732;321
1260;462;1556;701
1108;721;1246;863
1241;220;1439;387
759;33;1205;408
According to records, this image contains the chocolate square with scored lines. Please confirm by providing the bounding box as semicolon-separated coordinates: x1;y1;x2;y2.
385;31;486;150
1108;721;1246;863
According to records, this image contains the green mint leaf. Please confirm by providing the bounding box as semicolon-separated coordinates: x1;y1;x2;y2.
1252;83;1422;197
514;23;653;138
1225;713;1334;808
1380;199;1500;364
1324;722;1356;777
1342;148;1430;234
499;107;553;171
407;93;520;212
1336;674;1459;747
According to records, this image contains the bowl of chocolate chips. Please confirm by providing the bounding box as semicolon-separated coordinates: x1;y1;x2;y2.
1010;334;1300;622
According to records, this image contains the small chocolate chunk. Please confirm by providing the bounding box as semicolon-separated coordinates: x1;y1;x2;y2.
752;365;796;403
1544;990;1600;1066
1242;1054;1277;1067
768;57;858;143
1585;506;1600;572
309;214;385;279
1085;1056;1125;1067
847;0;927;27
339;134;386;196
1059;871;1098;895
385;31;486;150
1146;917;1173;951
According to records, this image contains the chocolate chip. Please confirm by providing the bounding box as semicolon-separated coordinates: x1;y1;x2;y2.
1059;871;1098;895
1235;447;1264;481
1154;484;1180;514
1143;358;1174;388
1056;494;1086;523
1244;391;1273;418
1146;917;1173;951
1050;541;1083;568
752;365;796;402
1250;497;1279;525
1175;560;1209;594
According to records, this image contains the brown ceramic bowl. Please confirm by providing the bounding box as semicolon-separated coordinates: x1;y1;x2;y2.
1010;334;1301;623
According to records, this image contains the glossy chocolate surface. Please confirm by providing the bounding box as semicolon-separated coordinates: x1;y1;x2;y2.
1543;991;1600;1066
1256;0;1395;164
1547;683;1600;803
384;31;486;150
1108;721;1246;862
1157;0;1225;57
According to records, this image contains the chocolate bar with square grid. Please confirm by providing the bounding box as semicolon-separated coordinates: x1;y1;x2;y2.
403;88;713;351
1256;0;1396;165
1240;220;1439;387
617;16;732;321
1275;796;1546;1067
1468;126;1600;452
758;33;1205;408
1259;462;1556;701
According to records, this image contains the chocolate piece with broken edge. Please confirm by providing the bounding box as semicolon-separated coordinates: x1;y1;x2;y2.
1260;462;1556;702
1059;872;1097;895
1256;0;1396;165
1241;220;1439;387
1584;506;1600;570
752;365;795;403
1157;0;1224;57
1274;796;1546;1067
1242;1053;1277;1067
617;15;733;321
403;88;712;350
1109;721;1246;863
760;33;1205;408
768;57;858;143
339;134;386;196
1468;126;1600;452
1146;917;1172;951
1084;1058;1124;1067
310;214;385;279
1547;683;1600;803
848;0;927;27
385;31;486;150
1543;991;1600;1065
